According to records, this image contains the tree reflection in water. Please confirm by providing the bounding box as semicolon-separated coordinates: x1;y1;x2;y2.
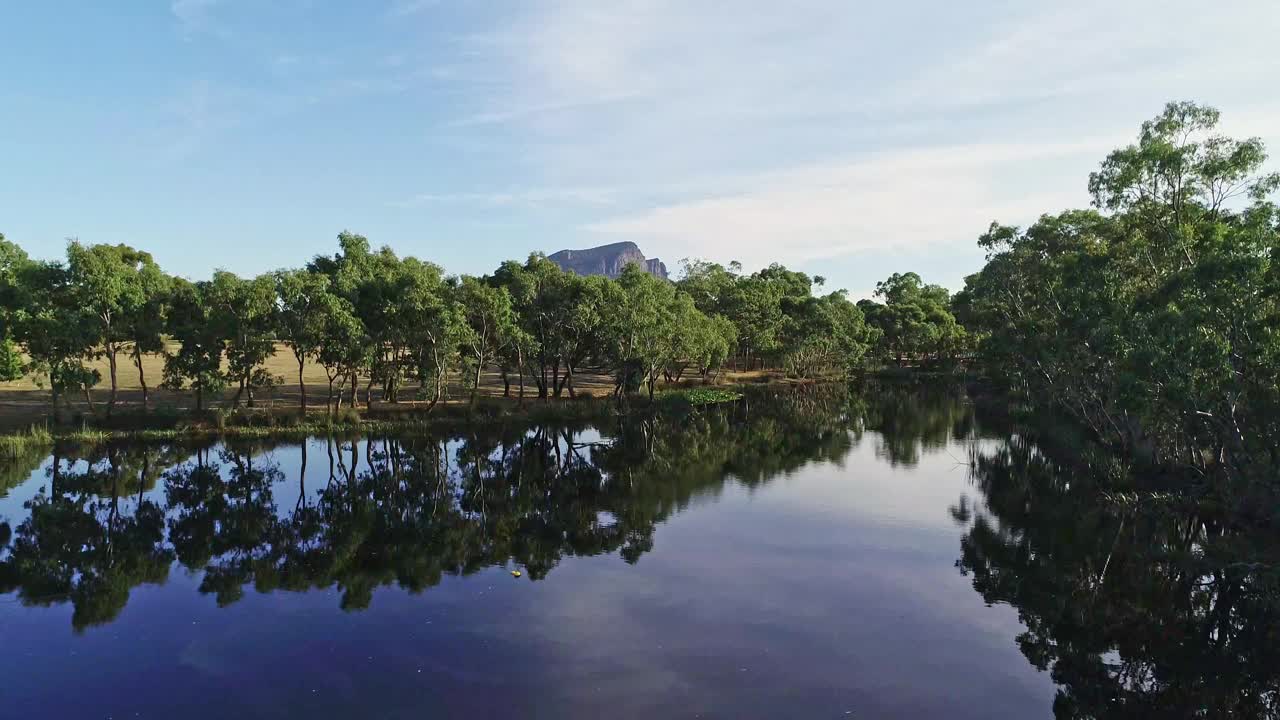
954;420;1280;718
5;383;1276;719
0;384;866;625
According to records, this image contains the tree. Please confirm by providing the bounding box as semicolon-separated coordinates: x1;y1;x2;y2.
861;272;963;367
457;277;516;405
275;269;334;413
399;259;465;410
163;278;227;412
600;265;678;402
962;101;1280;485
0;234;30;382
312;293;365;413
66;242;168;413
18;260;100;415
491;254;575;399
781;291;878;378
207;271;279;407
126;261;170;411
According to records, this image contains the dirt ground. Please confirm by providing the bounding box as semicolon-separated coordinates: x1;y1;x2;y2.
0;342;773;431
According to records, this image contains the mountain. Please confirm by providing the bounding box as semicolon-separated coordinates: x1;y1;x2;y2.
547;241;669;280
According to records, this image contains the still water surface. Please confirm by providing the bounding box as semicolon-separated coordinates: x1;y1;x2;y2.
1;386;1270;718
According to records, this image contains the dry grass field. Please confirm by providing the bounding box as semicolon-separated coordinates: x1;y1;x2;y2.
0;342;773;431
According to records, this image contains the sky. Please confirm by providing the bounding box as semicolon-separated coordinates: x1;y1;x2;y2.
2;1;1279;299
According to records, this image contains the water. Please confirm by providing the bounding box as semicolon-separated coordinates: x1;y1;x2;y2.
1;385;1275;719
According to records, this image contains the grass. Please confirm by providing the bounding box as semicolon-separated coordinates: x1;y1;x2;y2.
0;390;635;446
0;341;795;440
662;387;744;407
0;424;54;459
0;380;782;447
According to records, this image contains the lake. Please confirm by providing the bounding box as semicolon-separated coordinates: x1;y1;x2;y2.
1;384;1275;719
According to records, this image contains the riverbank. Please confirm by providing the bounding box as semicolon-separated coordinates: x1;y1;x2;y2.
0;385;751;458
0;341;797;432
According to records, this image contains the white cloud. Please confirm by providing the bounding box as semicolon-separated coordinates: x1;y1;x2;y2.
447;0;1280;284
585;139;1112;271
393;187;618;209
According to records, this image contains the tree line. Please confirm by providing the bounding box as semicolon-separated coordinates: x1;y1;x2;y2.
0;228;970;419
955;101;1280;493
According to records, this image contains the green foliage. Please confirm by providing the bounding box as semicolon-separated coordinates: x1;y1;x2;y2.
0;335;22;382
65;242;167;410
162;278;228;410
0;232;31;343
457;276;516;399
962;100;1280;489
275;269;344;411
207;270;279;406
14;259;101;410
859;271;968;367
665;387;743;406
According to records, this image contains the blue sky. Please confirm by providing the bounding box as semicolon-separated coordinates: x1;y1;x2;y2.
3;1;1278;298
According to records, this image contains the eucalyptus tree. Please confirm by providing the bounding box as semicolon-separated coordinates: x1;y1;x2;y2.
860;272;964;366
65;242;169;413
206;271;279;407
0;234;30;382
275;269;334;413
600;265;678;402
163;278;227;412
490;254;572;398
313;294;365;413
18;259;101;413
780;291;878;378
963;101;1280;483
399;259;466;409
457;276;516;404
555;273;607;397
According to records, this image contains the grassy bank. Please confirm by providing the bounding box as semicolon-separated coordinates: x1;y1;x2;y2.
0;386;747;452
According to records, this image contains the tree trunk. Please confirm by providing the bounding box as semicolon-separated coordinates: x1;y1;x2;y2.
326;376;335;416
195;381;204;412
297;355;308;413
514;345;524;407
472;359;483;406
501;366;511;397
106;344;119;415
234;376;246;407
552;359;563;398
565;364;576;398
133;346;149;411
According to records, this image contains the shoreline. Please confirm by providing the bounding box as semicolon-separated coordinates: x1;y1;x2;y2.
0;386;753;455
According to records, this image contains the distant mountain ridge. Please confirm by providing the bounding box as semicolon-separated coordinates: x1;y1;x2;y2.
547;241;669;280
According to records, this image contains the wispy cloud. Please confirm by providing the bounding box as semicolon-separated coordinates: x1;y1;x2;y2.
386;0;440;18
170;0;222;38
585;138;1116;272
392;187;617;209
433;0;1280;287
446;91;643;128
